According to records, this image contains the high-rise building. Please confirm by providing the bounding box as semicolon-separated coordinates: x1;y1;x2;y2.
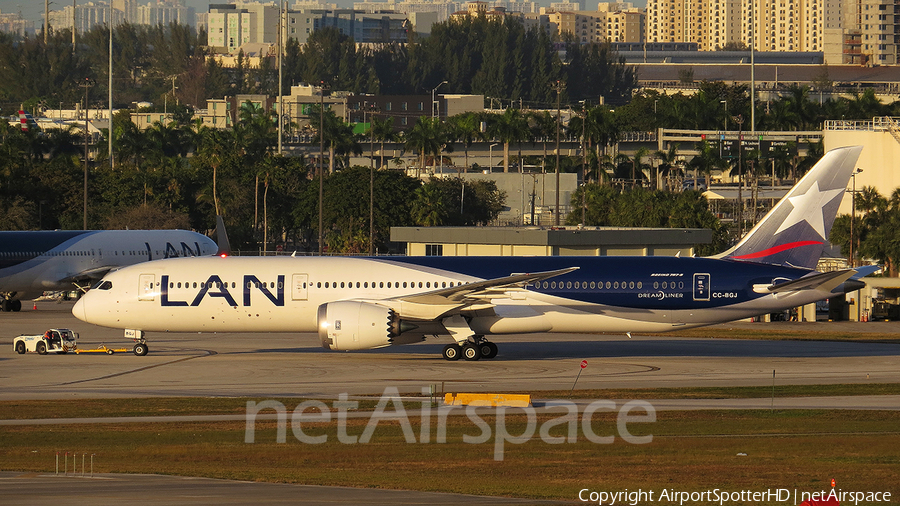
0;10;34;36
48;2;125;35
137;0;193;26
208;2;279;53
647;0;896;64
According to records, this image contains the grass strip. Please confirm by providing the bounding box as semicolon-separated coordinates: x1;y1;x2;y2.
1;410;897;501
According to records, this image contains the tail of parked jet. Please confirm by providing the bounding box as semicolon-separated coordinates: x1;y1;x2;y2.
17;108;38;132
715;145;863;269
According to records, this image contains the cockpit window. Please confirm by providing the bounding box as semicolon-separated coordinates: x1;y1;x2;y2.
93;280;113;290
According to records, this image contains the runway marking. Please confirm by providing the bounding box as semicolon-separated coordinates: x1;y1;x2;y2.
57;349;217;386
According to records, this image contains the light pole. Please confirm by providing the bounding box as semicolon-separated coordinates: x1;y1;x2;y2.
733;114;744;239
489;143;499;171
80;77;93;230
721;99;728;131
553;80;564;226
850;168;863;268
365;103;377;255
277;0;283;154
318;81;326;255
431;80;447;120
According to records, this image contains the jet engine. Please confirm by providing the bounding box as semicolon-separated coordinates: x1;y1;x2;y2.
318;301;420;351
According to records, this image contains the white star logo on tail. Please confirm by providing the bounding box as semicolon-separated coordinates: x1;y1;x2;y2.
774;181;844;238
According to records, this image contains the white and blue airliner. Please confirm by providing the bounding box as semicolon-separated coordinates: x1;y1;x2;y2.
74;146;869;360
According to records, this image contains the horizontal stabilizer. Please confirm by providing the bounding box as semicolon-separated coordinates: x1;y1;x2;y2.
765;270;856;294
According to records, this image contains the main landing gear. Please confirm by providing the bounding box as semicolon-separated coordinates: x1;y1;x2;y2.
440;315;498;361
442;335;498;362
1;296;22;312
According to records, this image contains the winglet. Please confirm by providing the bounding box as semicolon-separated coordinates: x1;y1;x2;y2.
214;215;231;257
716;146;863;269
851;265;880;279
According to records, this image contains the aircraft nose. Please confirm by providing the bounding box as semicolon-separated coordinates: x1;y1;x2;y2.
72;295;88;322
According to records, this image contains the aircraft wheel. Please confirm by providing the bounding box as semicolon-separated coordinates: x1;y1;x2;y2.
11;300;21;312
107;349;115;355
133;343;148;356
462;343;481;361
442;344;461;361
36;342;47;355
15;341;25;354
0;299;9;312
480;342;498;360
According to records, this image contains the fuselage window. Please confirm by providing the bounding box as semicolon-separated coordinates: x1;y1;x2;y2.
590;281;596;289
637;282;642;289
551;281;556;289
614;282;619;289
169;282;174;288
426;282;431;288
192;282;197;288
317;282;321;288
629;281;635;289
662;282;667;289
177;282;182;288
403;282;407;288
653;282;659;289
340;282;345;288
418;282;423;288
604;281;610;289
325;282;330;288
364;282;368;288
380;282;384;288
679;282;684;289
356;282;360;288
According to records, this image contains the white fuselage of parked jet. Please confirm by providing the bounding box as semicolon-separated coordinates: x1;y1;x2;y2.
0;230;217;302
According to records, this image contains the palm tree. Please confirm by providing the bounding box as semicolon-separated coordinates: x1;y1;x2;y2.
653;144;681;191
404;117;444;176
528;111;556;173
446;112;481;170
688;141;724;188
411;183;447;226
371;116;396;168
486;108;529;172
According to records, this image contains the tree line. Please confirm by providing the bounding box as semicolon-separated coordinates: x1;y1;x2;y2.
5;18;900;263
0;103;505;253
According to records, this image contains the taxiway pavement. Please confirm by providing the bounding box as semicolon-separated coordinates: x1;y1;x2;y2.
2;302;898;401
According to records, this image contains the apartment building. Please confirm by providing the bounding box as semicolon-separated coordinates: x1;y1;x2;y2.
0;10;34;36
648;0;896;64
208;2;279;53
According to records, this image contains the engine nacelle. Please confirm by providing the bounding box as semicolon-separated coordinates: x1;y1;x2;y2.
317;301;420;351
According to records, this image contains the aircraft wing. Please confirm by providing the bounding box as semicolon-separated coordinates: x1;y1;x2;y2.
764;269;856;294
57;266;118;286
380;267;579;321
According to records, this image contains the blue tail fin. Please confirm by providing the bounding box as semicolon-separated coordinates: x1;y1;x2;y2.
716;145;863;269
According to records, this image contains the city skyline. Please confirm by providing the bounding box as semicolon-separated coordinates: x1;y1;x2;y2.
1;0;649;31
